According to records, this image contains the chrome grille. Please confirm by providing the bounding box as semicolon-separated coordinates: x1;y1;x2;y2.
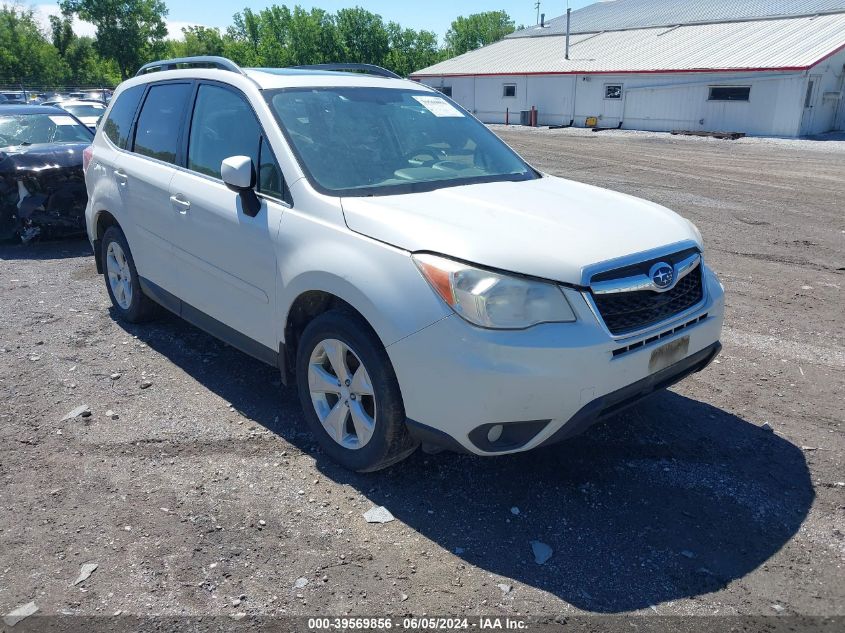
590;256;704;336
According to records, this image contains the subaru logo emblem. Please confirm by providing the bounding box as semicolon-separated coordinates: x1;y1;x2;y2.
650;262;674;290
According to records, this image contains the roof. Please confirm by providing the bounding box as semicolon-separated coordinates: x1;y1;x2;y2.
411;12;845;77
123;63;424;92
47;100;106;106
246;68;420;90
510;0;845;37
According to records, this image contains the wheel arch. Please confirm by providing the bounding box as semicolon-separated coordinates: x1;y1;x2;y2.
281;285;384;386
92;209;120;274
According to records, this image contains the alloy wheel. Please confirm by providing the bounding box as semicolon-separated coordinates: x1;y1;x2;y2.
105;241;133;310
307;338;376;450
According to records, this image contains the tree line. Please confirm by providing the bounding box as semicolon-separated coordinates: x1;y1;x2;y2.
0;0;518;88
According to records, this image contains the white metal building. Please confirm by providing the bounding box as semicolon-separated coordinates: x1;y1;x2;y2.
411;0;845;136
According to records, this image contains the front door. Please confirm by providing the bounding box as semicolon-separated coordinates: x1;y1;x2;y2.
601;83;625;128
167;82;286;352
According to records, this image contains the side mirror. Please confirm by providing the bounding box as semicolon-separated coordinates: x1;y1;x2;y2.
221;155;261;217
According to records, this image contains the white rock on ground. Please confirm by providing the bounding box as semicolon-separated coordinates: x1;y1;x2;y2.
363;506;395;524
3;601;38;626
530;540;553;565
72;562;98;586
61;404;90;421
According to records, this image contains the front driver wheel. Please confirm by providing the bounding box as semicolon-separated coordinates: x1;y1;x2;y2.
295;310;418;472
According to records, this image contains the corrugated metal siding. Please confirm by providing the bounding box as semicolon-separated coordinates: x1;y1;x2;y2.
419;72;810;136
509;0;845;37
412;13;845;76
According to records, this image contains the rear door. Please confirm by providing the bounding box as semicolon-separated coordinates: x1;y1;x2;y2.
167;81;288;352
91;83;144;242
120;81;193;296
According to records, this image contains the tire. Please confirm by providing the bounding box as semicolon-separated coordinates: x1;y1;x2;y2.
295;310;418;472
101;225;159;323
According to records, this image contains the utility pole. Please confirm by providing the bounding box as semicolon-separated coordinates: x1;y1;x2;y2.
535;1;541;25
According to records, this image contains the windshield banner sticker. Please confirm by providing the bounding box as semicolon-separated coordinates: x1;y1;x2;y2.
412;96;464;118
48;115;78;126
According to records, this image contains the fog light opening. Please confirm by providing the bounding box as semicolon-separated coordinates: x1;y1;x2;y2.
487;424;504;443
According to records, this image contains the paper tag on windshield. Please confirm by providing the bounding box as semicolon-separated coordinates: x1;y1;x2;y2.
49;115;77;126
412;95;463;117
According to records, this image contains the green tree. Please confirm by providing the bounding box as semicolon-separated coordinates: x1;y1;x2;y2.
385;23;441;77
335;7;389;66
287;7;343;66
48;11;75;57
0;6;69;85
64;36;119;85
59;0;169;80
225;8;262;66
181;26;226;57
445;10;515;56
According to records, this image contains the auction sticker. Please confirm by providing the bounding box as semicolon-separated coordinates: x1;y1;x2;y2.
413;95;463;117
49;115;79;126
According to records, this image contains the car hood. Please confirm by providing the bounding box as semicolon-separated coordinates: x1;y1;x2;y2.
0;142;89;170
340;175;699;285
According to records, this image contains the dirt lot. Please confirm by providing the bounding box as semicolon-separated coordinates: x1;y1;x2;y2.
1;128;843;625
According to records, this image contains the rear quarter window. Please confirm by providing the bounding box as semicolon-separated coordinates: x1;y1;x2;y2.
102;85;144;149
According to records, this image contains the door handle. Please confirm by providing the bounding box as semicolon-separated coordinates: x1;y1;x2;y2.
114;169;128;185
169;194;191;213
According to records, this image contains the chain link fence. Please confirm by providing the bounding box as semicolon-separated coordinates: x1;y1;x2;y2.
0;83;116;101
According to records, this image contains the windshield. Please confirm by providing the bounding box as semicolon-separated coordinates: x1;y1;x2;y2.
267;87;536;196
0;113;93;147
64;103;105;118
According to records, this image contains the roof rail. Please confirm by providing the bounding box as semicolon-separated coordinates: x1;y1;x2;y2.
136;56;245;77
290;63;401;79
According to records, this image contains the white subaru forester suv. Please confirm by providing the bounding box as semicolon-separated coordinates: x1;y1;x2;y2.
84;57;723;471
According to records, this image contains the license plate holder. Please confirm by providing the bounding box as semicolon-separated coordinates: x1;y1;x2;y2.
649;336;690;374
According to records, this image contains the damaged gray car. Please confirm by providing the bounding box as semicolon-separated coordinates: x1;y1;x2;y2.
0;105;94;243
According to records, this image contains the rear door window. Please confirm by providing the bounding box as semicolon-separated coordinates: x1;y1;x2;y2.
187;83;260;179
102;85;144;149
133;83;192;164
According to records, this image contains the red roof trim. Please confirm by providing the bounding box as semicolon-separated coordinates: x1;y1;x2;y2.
411;66;811;79
811;40;845;66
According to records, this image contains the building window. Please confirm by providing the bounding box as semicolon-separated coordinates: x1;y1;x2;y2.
604;84;623;99
503;84;516;98
708;86;751;102
438;86;453;97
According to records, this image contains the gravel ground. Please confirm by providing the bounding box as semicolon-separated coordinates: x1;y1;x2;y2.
0;128;843;626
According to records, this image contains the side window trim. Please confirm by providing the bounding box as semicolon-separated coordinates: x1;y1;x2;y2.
186;79;293;206
102;84;144;150
257;135;292;206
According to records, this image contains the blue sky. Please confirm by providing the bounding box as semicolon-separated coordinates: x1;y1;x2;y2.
35;1;595;41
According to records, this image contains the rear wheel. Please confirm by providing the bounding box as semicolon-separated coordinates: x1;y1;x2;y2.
295;310;418;472
101;225;159;323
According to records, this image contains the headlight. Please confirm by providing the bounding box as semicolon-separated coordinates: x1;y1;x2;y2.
412;253;576;329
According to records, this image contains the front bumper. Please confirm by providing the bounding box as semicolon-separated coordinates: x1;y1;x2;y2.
387;265;724;456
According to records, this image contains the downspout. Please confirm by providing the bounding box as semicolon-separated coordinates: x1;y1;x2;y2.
565;8;572;60
566;8;574;125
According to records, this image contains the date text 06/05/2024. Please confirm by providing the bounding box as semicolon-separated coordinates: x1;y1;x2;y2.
307;617;528;630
